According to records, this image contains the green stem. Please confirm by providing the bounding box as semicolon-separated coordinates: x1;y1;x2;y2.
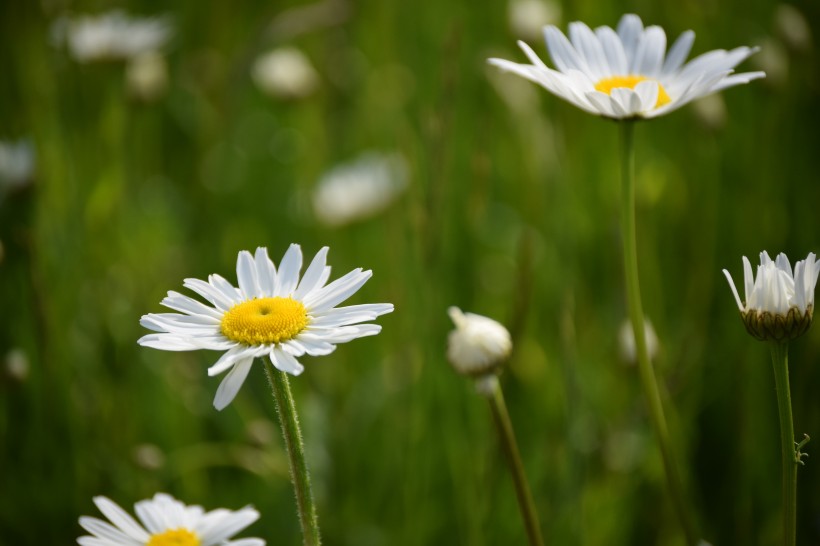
770;341;797;546
264;362;322;546
482;376;546;546
619;121;697;545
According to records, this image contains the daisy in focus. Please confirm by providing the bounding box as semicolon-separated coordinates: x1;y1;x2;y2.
723;251;819;341
77;492;263;546
139;244;393;410
489;13;765;119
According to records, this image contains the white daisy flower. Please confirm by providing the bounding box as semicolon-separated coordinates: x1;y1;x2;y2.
447;307;512;377
77;493;264;546
488;13;765;119
723;251;819;341
0;139;35;191
252;47;320;100
139;244;393;410
53;10;171;63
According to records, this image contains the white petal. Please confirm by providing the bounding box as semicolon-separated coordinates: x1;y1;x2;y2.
662;30;695;75
742;255;754;303
161;291;223;320
544;25;588;73
92;497;149;542
270;347;305;375
236;250;260;300
294;246;330;300
209;274;242;305
303;268;372;311
595;26;628;75
569;22;609;80
254;247;276;296
213;358;254;410
184;278;233;310
227;539;266;546
78;517;142;544
197;507;260;544
275;244;303;296
134;498;166;534
722;269;744;311
630;25;666;77
616;14;644;63
208;345;257;377
634;80;660;112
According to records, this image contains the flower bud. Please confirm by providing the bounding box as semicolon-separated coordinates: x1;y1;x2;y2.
447;307;512;377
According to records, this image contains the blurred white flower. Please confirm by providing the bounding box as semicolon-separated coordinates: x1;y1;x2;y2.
618;318;659;364
447;307;512;377
723;251;819;341
252;47;320;99
312;152;408;227
751;37;788;88
139;245;393;410
691;93;727;132
0;140;35;191
126;52;169;101
54;10;171;63
489;13;765;119
78;493;264;546
775;4;812;53
508;0;561;41
5;348;29;382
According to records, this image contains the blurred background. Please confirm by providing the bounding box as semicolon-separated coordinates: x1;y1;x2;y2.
1;0;819;544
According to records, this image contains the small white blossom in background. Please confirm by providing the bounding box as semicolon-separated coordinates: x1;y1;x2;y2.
775;4;812;53
0;140;35;192
126;52;169;101
691;94;727;132
751;37;789;87
723;251;820;341
312;152;408;227
77;493;264;545
53;10;171;63
508;0;561;41
252;47;320;99
447;307;512;378
4;348;29;382
618;319;659;365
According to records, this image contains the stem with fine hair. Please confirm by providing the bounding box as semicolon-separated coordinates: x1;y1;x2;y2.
265;362;322;546
482;375;545;546
770;341;799;546
619;120;697;545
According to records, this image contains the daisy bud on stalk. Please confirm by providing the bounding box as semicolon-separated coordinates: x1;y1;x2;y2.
723;250;819;546
446;307;544;546
447;306;512;382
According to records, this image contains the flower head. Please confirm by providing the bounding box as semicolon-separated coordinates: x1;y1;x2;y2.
252;47;320;100
53;10;171;63
447;307;512;377
312;152;408;227
723;251;819;341
77;493;264;546
139;245;393;410
488;13;765;119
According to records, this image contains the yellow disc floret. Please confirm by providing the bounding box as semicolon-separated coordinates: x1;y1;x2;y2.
221;297;309;345
594;75;671;108
147;529;201;546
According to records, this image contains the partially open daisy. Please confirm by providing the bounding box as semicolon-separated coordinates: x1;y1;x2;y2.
77;493;263;546
139;244;393;410
489;13;765;119
723;251;819;341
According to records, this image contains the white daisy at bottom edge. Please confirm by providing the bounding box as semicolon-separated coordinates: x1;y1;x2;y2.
77;492;264;546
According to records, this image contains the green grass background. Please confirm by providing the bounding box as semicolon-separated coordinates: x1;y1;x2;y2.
1;0;819;544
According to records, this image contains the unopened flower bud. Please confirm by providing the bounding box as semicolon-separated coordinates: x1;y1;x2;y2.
447;307;512;377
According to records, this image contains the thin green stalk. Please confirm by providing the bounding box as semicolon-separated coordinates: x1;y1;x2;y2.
482;376;545;546
769;341;797;546
619;121;697;545
264;362;322;546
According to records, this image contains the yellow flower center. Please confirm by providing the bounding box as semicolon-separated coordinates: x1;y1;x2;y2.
220;297;309;345
146;529;201;546
594;75;671;108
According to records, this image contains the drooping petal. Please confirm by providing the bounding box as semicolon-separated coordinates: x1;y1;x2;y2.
213;358;254;411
